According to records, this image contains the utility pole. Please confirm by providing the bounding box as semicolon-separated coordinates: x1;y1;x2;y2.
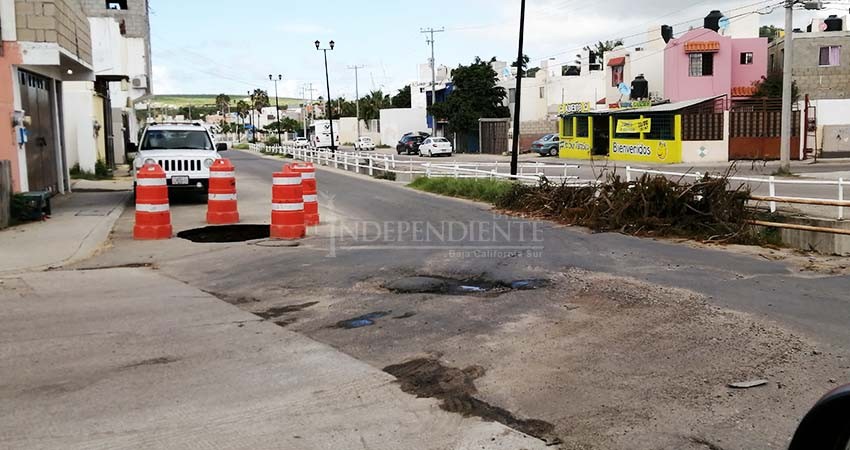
780;0;825;172
348;64;365;141
421;27;444;138
270;74;283;145
315;40;337;153
779;0;795;173
510;0;526;176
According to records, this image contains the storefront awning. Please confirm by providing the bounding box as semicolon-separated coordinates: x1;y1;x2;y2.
607;57;626;67
684;41;720;53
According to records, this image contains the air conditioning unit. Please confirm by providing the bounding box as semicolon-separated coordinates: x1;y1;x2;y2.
131;75;148;89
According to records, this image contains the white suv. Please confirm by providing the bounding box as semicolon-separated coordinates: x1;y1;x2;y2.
134;123;226;194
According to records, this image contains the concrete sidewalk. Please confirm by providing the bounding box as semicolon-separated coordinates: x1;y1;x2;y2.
0;187;130;275
0;268;547;450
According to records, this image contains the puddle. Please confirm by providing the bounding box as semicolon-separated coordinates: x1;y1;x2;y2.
384;276;549;296
384;358;561;445
256;302;319;320
335;311;391;329
178;225;270;243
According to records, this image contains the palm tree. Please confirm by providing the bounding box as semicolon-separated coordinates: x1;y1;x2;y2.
584;40;624;63
215;93;231;115
251;89;270;113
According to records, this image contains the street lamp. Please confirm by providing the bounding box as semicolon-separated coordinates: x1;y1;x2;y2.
247;90;255;144
315;40;337;153
269;74;283;146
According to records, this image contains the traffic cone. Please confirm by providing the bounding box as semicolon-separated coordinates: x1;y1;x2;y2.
270;166;306;240
289;162;319;226
207;158;239;224
134;163;172;240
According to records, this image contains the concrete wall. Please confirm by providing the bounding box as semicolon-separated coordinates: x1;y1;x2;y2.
338;117;381;145
605;30;667;105
79;0;149;38
379;108;427;146
730;38;768;89
514;119;557;152
681;112;730;163
0;42;24;192
770;31;850;101
0;159;10;228
62;81;96;172
14;0;92;65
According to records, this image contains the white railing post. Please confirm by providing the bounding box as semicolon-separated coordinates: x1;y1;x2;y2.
769;176;777;213
839;178;845;221
384;155;389;172
454;163;460;179
368;156;374;176
344;154;349;171
426;163;432;178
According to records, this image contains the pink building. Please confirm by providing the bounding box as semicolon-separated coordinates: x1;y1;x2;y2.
664;28;767;103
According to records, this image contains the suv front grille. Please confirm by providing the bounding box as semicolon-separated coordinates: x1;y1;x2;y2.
156;159;202;172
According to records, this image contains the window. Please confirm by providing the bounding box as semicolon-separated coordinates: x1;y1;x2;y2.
141;130;214;151
576;116;589;138
819;46;841;67
740;52;754;65
643;115;676;141
611;65;624;87
539;86;545;99
688;53;714;77
106;0;128;9
562;118;574;137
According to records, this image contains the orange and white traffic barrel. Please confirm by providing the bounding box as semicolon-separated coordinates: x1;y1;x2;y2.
289;162;319;226
270;166;306;240
134;163;172;240
207;158;239;225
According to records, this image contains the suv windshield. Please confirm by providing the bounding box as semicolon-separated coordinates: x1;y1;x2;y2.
141;130;213;150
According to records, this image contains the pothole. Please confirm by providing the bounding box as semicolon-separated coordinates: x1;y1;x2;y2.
255;302;319;320
384;358;561;445
177;225;270;243
335;311;391;329
384;276;549;296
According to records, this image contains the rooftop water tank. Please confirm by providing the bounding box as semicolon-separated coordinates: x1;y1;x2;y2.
704;10;723;32
824;15;843;31
630;75;649;100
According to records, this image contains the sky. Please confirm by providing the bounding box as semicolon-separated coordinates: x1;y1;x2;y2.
149;0;839;99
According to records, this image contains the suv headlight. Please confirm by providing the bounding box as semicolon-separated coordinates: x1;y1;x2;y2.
204;158;214;168
134;158;144;169
143;158;156;166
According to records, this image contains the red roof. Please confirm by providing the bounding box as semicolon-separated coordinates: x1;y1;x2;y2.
684;41;720;53
607;57;626;67
732;86;757;97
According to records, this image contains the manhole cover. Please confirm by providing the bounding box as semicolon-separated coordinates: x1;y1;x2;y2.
177;225;270;243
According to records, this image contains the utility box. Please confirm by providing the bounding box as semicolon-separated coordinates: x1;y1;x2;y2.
16;192;52;222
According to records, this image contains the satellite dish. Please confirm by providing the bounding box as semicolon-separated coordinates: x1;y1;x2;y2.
618;82;631;96
502;67;511;78
719;17;731;30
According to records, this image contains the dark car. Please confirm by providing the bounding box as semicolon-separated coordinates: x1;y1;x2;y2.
531;134;560;157
396;135;427;155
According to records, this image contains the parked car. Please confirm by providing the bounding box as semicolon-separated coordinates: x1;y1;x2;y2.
396;135;426;155
354;136;376;151
134;123;226;196
419;137;453;157
294;137;309;148
531;134;560;157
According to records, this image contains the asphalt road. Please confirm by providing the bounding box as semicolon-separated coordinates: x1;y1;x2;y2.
222;150;850;349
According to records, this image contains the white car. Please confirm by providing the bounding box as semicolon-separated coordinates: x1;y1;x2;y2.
419;137;453;157
354;136;376;151
134;123;226;194
294;137;310;148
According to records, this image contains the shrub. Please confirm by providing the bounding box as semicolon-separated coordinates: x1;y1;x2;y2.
409;177;514;203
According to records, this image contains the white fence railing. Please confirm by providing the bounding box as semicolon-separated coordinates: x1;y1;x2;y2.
626;166;846;220
250;143;593;185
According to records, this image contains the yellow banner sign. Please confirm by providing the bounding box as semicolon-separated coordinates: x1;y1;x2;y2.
559;102;591;115
616;118;652;134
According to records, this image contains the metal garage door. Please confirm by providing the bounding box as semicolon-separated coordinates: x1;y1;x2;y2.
19;70;58;192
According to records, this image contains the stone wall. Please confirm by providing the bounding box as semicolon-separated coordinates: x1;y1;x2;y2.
15;0;92;65
79;0;149;38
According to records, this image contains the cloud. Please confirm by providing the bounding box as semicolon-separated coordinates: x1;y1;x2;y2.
151;64;179;95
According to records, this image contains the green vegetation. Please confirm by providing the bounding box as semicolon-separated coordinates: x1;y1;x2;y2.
150;95;301;108
70;160;113;180
429;57;510;135
409;177;514;203
233;143;250;150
